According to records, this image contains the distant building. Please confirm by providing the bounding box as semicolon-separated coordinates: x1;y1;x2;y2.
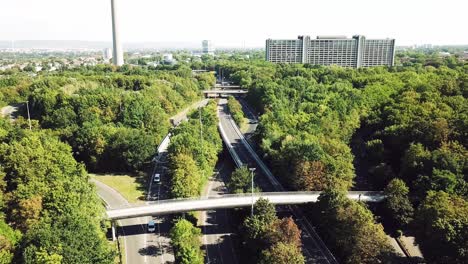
438;52;451;57
163;53;176;64
103;48;113;63
202;40;215;55
266;35;396;68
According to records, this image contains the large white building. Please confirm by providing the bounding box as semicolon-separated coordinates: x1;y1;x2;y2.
202;40;215;55
266;35;395;68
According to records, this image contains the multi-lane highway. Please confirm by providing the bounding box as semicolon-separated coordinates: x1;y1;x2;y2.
217;98;338;264
199;156;239;264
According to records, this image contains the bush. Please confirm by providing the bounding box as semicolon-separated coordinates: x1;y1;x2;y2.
227;96;245;125
170;219;204;264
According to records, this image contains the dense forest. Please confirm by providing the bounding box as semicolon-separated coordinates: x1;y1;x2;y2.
167;100;222;198
0;64;215;263
217;56;467;263
0;51;466;263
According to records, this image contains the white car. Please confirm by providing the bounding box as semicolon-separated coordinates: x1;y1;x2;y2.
153;173;161;184
148;220;155;232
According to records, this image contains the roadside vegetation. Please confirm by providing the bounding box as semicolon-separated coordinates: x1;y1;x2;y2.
0;64;215;263
166;100;222;261
217;53;467;263
91;174;145;203
243;198;304;264
227;96;245;125
170;218;204;264
0;121;115;263
167;100;222;198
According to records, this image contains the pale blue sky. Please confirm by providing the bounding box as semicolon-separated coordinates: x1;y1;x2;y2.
1;0;466;47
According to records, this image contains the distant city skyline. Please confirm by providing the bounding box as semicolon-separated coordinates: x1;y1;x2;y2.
1;0;467;48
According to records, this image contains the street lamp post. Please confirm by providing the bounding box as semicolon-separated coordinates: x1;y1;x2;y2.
26;101;32;130
249;167;256;217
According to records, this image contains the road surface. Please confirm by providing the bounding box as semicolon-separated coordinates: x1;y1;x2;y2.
238;98;258;137
217;98;337;264
93;179;168;264
170;99;209;126
199;155;238;264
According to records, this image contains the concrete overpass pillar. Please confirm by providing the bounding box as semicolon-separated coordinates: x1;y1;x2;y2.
111;221;116;241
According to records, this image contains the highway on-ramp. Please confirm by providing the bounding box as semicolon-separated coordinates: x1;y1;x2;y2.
93;179;169;264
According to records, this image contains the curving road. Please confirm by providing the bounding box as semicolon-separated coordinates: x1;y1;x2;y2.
93;179;172;263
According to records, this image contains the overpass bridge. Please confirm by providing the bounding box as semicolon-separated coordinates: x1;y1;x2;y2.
203;89;248;97
107;191;385;220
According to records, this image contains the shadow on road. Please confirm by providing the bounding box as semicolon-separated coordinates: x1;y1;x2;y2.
204;233;239;264
138;245;159;256
117;224;147;237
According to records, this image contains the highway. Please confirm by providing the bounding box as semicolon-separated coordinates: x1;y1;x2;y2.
93;180;163;264
217;98;337;264
199;155;238;264
94;99;209;264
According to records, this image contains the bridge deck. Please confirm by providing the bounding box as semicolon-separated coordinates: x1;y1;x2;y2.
106;192;384;220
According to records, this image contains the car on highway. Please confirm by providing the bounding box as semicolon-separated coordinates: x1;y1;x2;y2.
153;173;161;184
147;220;155;232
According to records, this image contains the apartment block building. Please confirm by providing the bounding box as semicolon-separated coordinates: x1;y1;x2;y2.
266;35;395;67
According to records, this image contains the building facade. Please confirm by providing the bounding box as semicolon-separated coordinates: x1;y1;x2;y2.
202;40;215;55
266;35;395;67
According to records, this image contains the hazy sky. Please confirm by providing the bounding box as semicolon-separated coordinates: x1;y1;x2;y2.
1;0;467;47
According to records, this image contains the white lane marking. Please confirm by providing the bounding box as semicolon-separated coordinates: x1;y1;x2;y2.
223;209;238;264
203;179;215;263
157;219;165;264
118;220;129;264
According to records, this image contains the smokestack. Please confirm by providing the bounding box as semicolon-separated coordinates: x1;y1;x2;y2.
111;0;124;66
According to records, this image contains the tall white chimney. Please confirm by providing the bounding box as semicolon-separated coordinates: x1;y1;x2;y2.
111;0;124;66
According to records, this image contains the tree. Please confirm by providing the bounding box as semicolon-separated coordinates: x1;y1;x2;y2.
170;153;202;198
400;143;431;183
227;96;245;125
0;219;21;264
316;190;393;264
265;217;301;248
415;191;468;263
293;160;327;190
21;213;115;264
0;131;113;263
228;166;251;193
384;178;414;228
259;242;305;264
11;196;43;233
170;219;204;264
243;198;276;241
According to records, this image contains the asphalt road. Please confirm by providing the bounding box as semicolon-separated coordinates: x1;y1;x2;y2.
199;155;239;264
93;180;163;264
217;98;337;264
237;98;258;137
170;99;209;126
147;147;175;263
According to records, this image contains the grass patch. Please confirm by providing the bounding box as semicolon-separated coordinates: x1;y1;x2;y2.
239;118;250;133
91;173;146;203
